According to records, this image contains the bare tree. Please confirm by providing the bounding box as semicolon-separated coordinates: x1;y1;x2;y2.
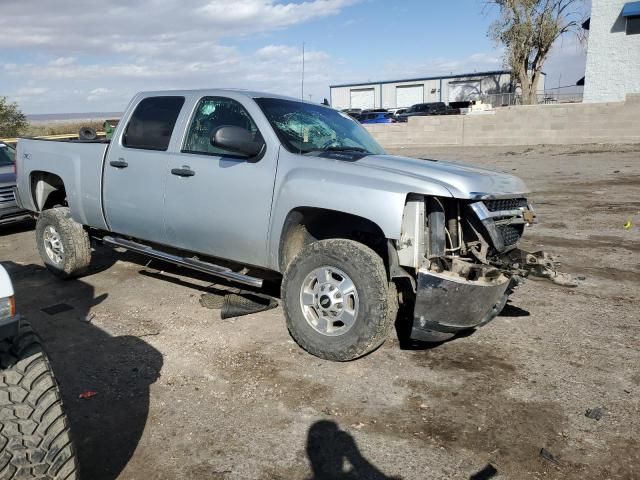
488;0;585;104
0;97;28;137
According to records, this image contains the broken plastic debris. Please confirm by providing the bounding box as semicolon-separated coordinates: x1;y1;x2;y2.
585;407;605;421
550;271;579;287
78;390;98;400
539;448;560;465
623;220;632;230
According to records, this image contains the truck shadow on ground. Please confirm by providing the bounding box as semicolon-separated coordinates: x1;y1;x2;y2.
1;260;163;480
306;420;401;480
0;218;35;236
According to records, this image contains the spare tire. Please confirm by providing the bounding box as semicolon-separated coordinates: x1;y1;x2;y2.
0;321;79;479
78;127;97;141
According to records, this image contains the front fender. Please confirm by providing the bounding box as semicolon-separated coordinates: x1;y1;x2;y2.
266;150;453;271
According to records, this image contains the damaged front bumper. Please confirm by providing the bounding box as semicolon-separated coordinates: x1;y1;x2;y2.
411;268;520;342
409;247;576;341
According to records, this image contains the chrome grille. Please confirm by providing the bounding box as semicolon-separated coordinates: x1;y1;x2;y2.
483;198;528;212
470;199;533;252
496;224;523;246
0;186;15;203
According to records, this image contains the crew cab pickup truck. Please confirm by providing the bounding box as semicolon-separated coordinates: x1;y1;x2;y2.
15;89;551;361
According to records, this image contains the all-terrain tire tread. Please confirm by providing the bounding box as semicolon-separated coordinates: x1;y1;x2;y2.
0;321;79;479
282;239;397;361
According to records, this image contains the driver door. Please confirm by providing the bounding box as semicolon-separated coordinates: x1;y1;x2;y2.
163;96;278;267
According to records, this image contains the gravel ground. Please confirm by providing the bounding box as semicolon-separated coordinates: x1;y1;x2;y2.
0;144;638;480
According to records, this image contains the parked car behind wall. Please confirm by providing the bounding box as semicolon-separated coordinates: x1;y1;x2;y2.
396;102;454;122
358;112;396;124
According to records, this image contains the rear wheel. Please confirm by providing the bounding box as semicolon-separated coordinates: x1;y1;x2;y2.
36;207;91;279
282;239;397;361
0;321;78;479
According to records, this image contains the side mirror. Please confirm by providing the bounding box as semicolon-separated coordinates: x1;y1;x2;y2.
211;126;265;158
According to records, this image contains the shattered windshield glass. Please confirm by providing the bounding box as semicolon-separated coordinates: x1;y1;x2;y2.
255;98;385;156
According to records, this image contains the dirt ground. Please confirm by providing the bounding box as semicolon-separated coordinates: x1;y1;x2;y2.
1;144;638;480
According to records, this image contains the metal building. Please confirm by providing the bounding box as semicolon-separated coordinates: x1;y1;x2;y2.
330;70;518;110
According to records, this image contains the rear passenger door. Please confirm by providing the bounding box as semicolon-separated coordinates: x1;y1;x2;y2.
103;96;185;243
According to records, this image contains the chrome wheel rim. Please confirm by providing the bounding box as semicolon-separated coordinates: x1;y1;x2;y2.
43;225;64;265
300;266;359;336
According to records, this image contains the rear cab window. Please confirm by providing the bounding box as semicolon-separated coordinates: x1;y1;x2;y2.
123;96;185;151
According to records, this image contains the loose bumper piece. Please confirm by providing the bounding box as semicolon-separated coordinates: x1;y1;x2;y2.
411;269;518;340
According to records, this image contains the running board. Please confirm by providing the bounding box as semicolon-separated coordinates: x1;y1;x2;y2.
102;236;263;288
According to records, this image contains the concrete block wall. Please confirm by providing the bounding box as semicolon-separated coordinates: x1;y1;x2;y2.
583;0;640;103
365;95;640;147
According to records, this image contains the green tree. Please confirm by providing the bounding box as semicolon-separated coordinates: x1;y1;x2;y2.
0;97;28;137
488;0;584;104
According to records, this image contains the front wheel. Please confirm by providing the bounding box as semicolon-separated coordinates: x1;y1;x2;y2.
282;239;397;361
35;207;91;279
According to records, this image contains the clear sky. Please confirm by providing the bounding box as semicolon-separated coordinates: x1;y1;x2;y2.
0;0;589;114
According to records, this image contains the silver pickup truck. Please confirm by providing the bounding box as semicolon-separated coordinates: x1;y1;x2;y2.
15;89;554;361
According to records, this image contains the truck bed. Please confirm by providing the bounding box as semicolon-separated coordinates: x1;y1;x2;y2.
16;138;110;230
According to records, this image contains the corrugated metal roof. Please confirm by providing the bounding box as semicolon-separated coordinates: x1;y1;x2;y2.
623;1;640;16
329;70;516;89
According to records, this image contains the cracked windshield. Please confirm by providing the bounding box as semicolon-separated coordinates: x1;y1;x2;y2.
255;97;385;156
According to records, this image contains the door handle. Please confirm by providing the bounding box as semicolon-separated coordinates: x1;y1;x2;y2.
171;167;195;177
110;159;128;168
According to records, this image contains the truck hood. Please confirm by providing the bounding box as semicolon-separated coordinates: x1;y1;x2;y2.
354;154;529;199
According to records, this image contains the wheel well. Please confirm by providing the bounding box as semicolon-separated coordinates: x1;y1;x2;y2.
30;171;67;211
278;207;389;273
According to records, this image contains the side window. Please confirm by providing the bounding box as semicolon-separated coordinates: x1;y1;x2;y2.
628;16;640;34
183;97;260;156
123;96;185;151
0;145;15;166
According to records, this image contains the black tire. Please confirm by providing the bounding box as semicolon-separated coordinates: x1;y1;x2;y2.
36;208;91;279
77;128;96;141
0;321;78;479
282;239;398;361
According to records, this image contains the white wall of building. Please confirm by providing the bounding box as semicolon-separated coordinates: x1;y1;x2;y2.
380;79;441;108
441;73;517;103
331;83;381;110
584;0;640;102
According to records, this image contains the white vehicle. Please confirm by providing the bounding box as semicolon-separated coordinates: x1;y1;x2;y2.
0;265;78;479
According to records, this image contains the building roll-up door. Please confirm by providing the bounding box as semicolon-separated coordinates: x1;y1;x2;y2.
350;88;375;109
448;80;482;102
396;85;424;108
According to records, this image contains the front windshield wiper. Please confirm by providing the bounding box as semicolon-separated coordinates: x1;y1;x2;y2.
302;146;370;154
324;146;369;153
